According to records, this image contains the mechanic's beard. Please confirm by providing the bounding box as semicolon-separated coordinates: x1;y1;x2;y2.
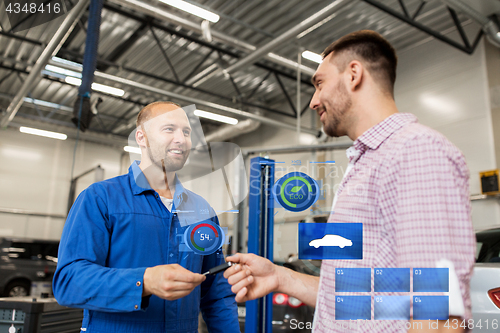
323;81;352;137
147;147;190;173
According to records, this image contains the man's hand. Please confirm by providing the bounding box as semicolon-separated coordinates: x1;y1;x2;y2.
143;264;206;301
223;253;280;302
224;253;320;307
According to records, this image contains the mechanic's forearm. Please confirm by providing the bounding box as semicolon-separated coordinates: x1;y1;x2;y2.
275;265;319;307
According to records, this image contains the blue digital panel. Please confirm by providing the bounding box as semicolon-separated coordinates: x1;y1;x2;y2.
413;268;449;292
413;296;449;320
374;296;410;320
335;268;371;292
298;223;362;260
374;268;410;292
335;296;371;320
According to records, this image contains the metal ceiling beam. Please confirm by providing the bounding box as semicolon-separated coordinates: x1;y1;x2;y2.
361;0;484;54
62;15;88;50
0;23;313;89
190;0;350;86
0;0;90;128
101;21;151;70
0;92;128;124
441;0;500;48
0;63;145;108
0;30;43;46
225;0;347;73
108;0;316;76
0;29;300;120
91;71;320;135
149;25;180;82
54;50;294;117
101;2;314;87
49;59;320;135
57;48;299;118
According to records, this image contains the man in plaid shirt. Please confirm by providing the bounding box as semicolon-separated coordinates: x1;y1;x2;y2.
224;30;475;332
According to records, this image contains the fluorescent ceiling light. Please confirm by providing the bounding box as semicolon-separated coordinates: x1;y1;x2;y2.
92;82;125;97
65;76;82;86
124;146;142;154
159;0;219;23
19;126;67;140
51;56;82;69
302;50;323;64
45;64;82;78
65;77;125;97
194;110;238;125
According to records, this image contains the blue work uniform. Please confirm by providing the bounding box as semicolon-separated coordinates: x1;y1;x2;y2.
53;161;239;333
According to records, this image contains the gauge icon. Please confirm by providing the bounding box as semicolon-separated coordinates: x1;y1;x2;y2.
183;221;225;255
273;172;319;212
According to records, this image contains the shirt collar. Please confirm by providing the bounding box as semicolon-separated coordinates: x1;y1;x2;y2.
129;161;187;207
353;112;417;150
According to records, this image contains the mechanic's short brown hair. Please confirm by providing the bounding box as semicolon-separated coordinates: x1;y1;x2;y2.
136;101;182;128
322;30;397;97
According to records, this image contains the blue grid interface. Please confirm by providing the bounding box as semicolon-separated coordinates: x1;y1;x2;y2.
335;268;371;292
374;268;410;292
336;296;371;320
334;268;449;320
374;296;411;320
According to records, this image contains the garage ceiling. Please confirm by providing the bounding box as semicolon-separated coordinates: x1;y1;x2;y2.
0;0;494;141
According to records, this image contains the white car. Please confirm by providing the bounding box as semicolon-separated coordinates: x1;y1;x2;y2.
471;227;500;332
309;235;353;249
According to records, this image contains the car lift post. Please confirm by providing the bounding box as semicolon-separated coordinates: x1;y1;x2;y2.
246;156;275;333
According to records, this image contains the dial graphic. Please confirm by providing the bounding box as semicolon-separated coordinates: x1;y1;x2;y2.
273;172;319;212
183;221;225;255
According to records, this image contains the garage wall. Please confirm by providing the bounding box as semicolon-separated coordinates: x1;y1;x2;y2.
395;38;499;230
234;38;500;260
0;128;123;240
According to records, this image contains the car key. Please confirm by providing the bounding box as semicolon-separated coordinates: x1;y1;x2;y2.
202;262;234;275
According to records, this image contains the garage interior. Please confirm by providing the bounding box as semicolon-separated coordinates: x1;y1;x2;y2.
1;0;500;332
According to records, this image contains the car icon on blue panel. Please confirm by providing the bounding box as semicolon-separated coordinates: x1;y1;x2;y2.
309;235;353;249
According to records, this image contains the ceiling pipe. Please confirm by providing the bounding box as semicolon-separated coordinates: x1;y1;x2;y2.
188;0;349;87
110;0;316;76
49;60;320;136
0;0;90;128
441;0;500;48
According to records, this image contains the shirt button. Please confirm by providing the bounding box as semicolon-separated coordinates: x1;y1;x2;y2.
136;281;141;287
134;305;138;309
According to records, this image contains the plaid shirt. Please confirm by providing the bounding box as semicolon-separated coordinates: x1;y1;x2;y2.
313;113;475;332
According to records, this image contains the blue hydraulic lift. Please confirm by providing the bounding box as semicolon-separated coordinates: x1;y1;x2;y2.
246;156;275;333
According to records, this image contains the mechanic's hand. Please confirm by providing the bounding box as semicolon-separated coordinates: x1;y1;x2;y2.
143;264;206;301
224;253;280;302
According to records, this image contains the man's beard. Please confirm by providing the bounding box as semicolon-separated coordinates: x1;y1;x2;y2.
147;147;190;172
322;80;352;137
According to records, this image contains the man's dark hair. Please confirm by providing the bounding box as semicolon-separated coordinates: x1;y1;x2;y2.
322;30;398;97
